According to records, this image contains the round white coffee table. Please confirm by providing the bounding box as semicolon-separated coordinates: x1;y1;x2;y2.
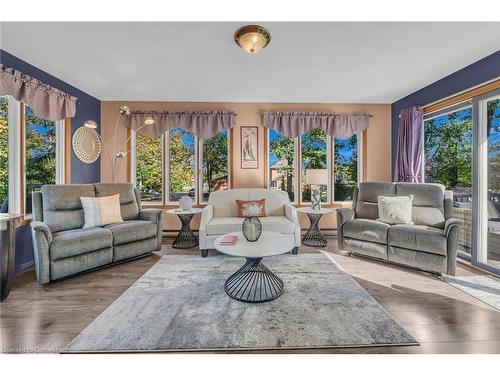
166;208;204;249
214;231;295;303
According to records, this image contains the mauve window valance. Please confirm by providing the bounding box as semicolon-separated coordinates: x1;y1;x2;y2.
125;110;236;139
0;64;77;121
262;111;371;138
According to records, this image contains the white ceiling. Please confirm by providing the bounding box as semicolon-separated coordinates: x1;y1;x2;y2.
1;22;499;103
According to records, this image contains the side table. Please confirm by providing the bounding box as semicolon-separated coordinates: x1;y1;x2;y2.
1;213;22;302
166;208;204;249
297;207;335;247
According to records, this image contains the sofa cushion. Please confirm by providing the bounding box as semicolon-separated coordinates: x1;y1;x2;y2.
388;224;446;256
206;216;295;235
396;183;446;228
42;184;95;233
105;220;158;245
50;227;112;261
356;182;396;219
95;183;139;221
343;218;391;244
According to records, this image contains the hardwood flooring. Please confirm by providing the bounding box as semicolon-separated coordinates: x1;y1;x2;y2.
1;239;499;354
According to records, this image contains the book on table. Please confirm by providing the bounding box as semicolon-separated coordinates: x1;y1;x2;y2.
220;234;238;245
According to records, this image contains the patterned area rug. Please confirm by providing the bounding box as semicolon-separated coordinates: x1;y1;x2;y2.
63;253;417;352
439;274;500;311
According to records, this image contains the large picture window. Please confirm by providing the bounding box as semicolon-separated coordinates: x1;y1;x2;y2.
133;129;230;205
24;105;60;216
267;129;362;204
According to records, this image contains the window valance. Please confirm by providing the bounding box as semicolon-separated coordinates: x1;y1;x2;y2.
126;110;236;139
262;111;371;138
0;64;77;121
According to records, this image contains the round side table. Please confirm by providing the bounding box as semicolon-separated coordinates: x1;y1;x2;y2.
297;207;335;247
167;208;204;249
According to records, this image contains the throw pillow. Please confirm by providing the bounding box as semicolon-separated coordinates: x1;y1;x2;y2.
81;194;124;228
236;199;267;218
377;195;414;225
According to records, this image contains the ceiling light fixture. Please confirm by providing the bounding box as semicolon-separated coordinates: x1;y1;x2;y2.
234;25;271;54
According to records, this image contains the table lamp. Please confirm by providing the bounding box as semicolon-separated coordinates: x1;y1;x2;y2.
305;169;328;210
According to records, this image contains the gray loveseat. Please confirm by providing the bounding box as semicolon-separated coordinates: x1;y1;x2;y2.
337;182;462;275
30;183;163;284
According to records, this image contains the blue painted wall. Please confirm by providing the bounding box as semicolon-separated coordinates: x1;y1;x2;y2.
391;50;500;179
0;49;101;273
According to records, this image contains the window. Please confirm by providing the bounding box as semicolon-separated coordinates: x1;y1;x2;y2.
334;134;359;201
301;129;328;203
0;96;8;211
168;129;196;202
133;129;231;205
0;98;65;217
24;104;61;215
424;105;473;254
201;130;229;203
268;129;296;202
267;129;362;204
135;133;163;203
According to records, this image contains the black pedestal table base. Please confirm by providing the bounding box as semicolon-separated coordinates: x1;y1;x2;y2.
172;213;198;249
225;257;284;303
302;212;328;247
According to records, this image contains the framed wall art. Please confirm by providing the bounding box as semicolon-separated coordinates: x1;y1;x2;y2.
240;126;258;169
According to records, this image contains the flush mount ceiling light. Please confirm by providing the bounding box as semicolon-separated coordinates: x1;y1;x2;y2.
234;25;271;54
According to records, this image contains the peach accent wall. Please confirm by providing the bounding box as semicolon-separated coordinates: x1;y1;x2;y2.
101;101;391;231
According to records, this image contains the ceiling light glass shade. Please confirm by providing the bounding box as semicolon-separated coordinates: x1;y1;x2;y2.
234;25;271;54
84;120;97;129
119;105;131;115
144;116;155;125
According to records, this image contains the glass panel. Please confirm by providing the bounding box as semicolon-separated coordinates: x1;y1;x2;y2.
136;133;162;203
25;105;56;216
168;129;195;202
269;129;295;202
334;134;358;201
486;97;500;269
301;129;327;202
201;130;229;203
424;106;473;255
0;96;8;212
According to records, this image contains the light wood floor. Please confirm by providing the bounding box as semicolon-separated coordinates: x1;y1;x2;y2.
1;239;500;354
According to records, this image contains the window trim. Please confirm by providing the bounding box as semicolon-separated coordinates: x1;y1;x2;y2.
266;129;363;205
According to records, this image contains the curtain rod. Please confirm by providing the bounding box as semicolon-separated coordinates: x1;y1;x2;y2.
260;111;374;118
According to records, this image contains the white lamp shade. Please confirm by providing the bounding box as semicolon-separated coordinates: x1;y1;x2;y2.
305;169;328;185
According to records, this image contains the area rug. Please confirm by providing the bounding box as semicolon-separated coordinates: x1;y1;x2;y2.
63;253;417;352
439;274;500;311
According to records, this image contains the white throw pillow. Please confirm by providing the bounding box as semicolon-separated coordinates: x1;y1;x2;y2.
81;194;123;228
377;195;414;225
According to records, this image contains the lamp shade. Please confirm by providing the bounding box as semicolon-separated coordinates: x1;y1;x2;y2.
305;169;328;185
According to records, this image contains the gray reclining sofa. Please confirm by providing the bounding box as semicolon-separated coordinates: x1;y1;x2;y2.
337;182;462;275
30;183;163;284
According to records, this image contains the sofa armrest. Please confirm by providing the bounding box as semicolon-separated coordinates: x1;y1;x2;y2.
285;204;299;226
200;204;214;228
30;221;52;244
444;218;462;238
336;208;354;226
444;218;462;276
139;208;163;224
30;221;52;284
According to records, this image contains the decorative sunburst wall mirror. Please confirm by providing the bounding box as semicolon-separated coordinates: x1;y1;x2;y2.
72;125;101;164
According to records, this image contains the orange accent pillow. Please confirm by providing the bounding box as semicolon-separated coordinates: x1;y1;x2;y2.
236;199;267;218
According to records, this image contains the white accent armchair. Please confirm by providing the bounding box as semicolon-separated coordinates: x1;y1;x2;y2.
199;189;301;257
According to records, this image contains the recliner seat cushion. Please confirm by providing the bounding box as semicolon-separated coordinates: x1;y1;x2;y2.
388;224;446;256
206;216;295;235
50;227;112;260
105;220;157;245
342;218;390;244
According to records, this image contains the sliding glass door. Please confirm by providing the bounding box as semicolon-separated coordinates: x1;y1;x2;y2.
476;92;500;273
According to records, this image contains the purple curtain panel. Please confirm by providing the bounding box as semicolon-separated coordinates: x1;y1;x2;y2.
394;107;423;182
